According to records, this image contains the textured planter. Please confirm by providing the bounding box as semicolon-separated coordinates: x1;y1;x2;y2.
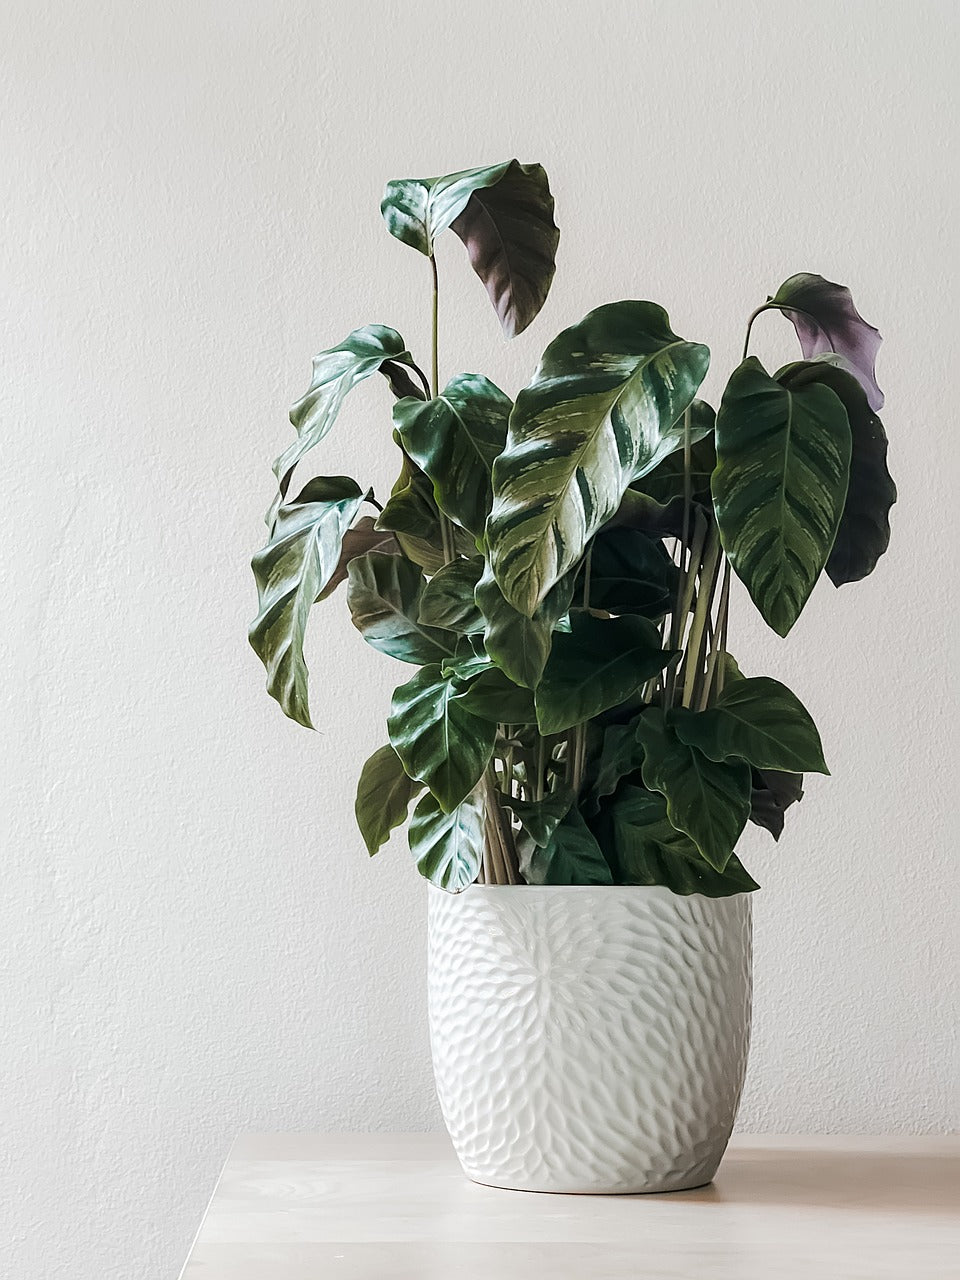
427;883;752;1194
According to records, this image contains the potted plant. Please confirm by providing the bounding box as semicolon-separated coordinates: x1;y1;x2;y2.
249;161;895;1193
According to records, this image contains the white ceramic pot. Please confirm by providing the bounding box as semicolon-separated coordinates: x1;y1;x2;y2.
427;883;752;1194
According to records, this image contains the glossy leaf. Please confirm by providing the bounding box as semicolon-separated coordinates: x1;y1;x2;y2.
272;326;417;523
355;745;422;856
749;768;804;841
488;301;710;615
504;787;574;848
454;665;537;724
637;416;716;504
604;784;759;896
518;806;613;885
381;160;558;336
769;273;884;411
418;558;484;632
394;374;511;537
670;676;829;774
778;357;896;586
347;552;456;665
584;715;645;815
713;357;852;636
578;528;677;617
249;476;367;728
388;664;497;812
317;516;400;601
475;561;573;690
636;711;751;872
535;613;675;735
409;788;485;892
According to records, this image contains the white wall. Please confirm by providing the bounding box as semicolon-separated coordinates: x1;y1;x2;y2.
2;1;958;1276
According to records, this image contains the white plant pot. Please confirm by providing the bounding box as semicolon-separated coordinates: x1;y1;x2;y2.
427;883;752;1194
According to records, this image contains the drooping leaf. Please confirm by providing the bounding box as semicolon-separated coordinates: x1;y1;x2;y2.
636;710;751;873
347;552;456;665
713;356;852;636
669;676;828;774
475;561;573;690
488;301;710;615
504;786;574;848
418;558;485;632
453;665;537;724
577;528;677;617
535;613;675;735
518;806;613;885
317;516;400;601
777;357;896;586
380;359;428;401
768;273;884;411
439;635;491;682
605;488;690;539
409;788;485;892
584;715;645;815
271;327;418;523
355;745;423;856
749;768;804;841
381;160;558;336
394;374;511;537
388;664;497;812
249;476;367;728
603;784;759;896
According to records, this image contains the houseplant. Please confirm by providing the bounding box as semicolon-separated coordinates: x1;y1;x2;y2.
249;160;895;1192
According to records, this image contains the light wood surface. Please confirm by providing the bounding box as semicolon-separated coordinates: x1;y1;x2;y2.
180;1132;960;1279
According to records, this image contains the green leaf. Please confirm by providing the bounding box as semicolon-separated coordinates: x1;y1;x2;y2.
409;788;485;892
578;528;677;617
504;786;574;848
381;160;558;336
535;613;675;735
418;558;485;632
518;806;613;885
249;476;367;728
488;301;710;615
670;676;828;774
394;374;511;538
454;665;537;724
355;745;423;856
475;561;573;690
637;414;716;504
347;552;456;664
317;516;400;601
605;488;689;539
584;715;645;815
636;711;751;872
271;326;417;523
388;665;497;812
777;357;896;587
604;784;759;897
713;356;852;636
749;768;804;841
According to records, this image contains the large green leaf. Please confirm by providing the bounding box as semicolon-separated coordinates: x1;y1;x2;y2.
749;768;804;840
584;715;645;815
713;356;852;636
317;516;400;601
418;558;484;632
249;476;367;728
381;160;558;336
388;665;497;812
394;374;511;538
636;711;751;872
488;301;710;616
504;786;574;848
355;745;423;856
670;676;828;774
453;665;537;724
518;806;613;885
347;552;456;664
604;784;759;896
271;326;417;523
777;357;896;586
409;788;485;892
578;528;677;617
535;613;675;735
474;561;573;690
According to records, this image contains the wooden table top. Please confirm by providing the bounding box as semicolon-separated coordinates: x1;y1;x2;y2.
180;1132;960;1279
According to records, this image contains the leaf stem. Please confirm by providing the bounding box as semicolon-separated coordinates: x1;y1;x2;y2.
742;303;772;360
570;546;593;792
682;524;721;708
429;253;440;398
699;557;730;709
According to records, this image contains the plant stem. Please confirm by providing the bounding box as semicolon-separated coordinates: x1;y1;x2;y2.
699;557;731;709
570;545;593;792
429;254;440;397
667;510;707;705
742;303;771;360
535;734;546;802
682;524;721;708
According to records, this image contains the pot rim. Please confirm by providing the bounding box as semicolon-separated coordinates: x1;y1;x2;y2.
428;881;755;901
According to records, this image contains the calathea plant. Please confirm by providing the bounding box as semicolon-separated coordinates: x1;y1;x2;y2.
250;160;895;895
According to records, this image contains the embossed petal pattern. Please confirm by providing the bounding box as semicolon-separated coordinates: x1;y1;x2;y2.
428;884;752;1193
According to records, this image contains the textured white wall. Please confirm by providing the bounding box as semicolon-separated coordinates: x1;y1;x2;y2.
2;1;958;1276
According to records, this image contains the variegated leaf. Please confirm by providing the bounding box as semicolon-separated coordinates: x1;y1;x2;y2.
487;301;710;616
409;788;485;892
